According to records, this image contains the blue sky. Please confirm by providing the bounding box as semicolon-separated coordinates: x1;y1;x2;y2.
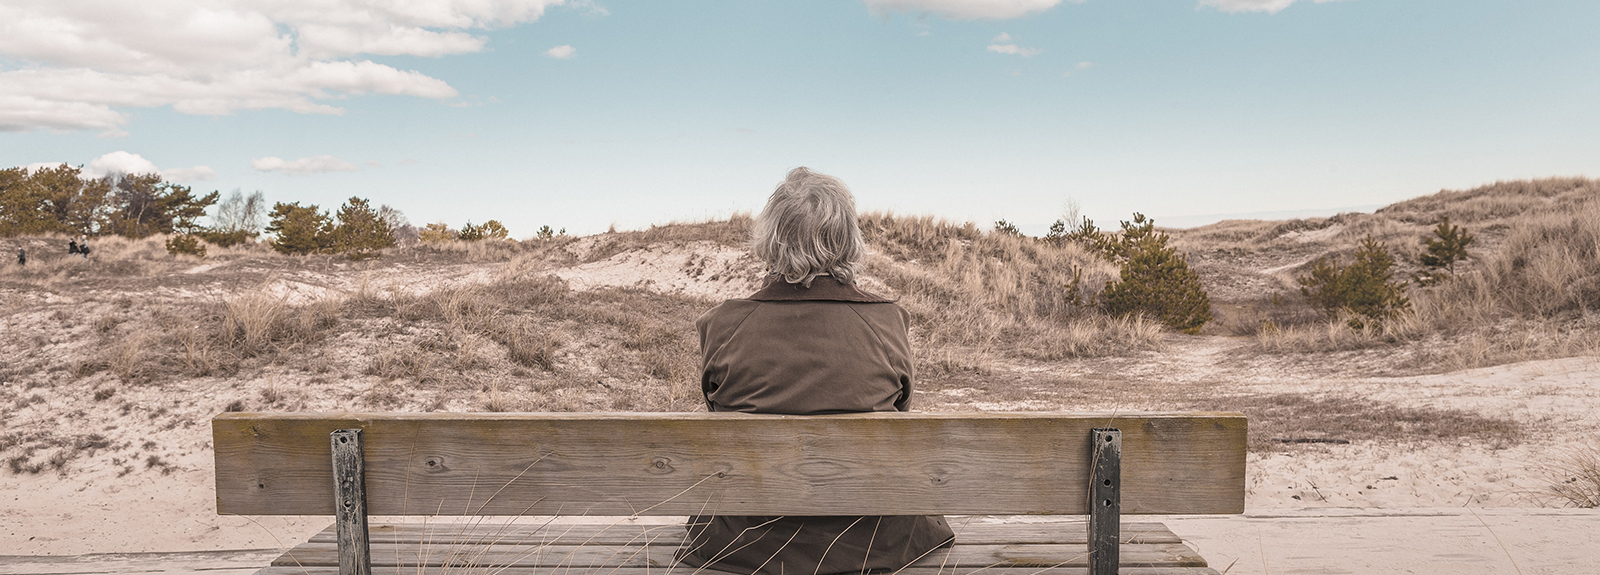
3;0;1598;237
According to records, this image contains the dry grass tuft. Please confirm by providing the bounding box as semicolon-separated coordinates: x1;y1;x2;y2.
1;430;117;475
1543;443;1600;508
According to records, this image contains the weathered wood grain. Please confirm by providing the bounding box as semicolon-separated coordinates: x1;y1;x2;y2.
1088;428;1121;575
0;549;278;575
330;429;371;575
271;542;1208;569
214;412;1246;516
254;567;1223;575
305;520;1186;545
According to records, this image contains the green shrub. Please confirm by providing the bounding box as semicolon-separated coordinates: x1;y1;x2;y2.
419;222;455;243
1298;235;1410;328
329;197;395;259
165;234;205;257
457;220;510;242
265;202;332;255
196;229;252;247
1416;215;1474;285
1100;215;1212;334
536;225;565;240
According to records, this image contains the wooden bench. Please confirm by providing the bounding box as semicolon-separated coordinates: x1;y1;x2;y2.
213;411;1246;575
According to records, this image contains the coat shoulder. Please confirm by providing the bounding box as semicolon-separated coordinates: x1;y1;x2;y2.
696;299;762;335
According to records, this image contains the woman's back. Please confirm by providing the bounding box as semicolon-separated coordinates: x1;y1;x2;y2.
697;278;913;415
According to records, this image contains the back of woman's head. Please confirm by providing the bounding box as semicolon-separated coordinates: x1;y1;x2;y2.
751;167;865;287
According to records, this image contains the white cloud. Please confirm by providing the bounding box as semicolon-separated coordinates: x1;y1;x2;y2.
987;33;1041;57
24;162;69;174
546;45;576;59
864;0;1069;20
163;166;217;182
1198;0;1348;14
0;0;570;133
74;151;217;181
86;151;160;178
252;155;360;175
1062;61;1093;77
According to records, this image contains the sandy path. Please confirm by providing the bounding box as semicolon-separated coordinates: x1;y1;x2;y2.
1164;508;1600;575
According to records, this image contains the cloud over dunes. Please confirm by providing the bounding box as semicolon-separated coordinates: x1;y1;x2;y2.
1199;0;1348;14
546;45;577;59
0;0;568;133
252;155;361;175
864;0;1070;20
987;33;1041;57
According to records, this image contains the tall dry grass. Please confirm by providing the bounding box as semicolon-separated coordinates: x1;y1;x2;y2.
1253;180;1600;367
859;212;1163;361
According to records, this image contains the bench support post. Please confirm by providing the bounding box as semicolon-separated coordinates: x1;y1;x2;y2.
1089;428;1121;575
331;429;372;575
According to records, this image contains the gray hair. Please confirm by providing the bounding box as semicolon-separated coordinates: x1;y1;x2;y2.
751;167;866;287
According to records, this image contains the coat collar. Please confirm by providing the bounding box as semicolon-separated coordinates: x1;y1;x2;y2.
746;275;895;303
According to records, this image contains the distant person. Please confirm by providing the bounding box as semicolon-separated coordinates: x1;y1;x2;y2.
16;248;24;266
68;240;79;255
675;167;954;575
77;237;91;258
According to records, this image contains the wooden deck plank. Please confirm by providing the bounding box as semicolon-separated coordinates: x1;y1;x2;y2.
214;412;1246;517
257;567;1221;575
0;549;279;575
307;521;1185;545
270;542;1207;569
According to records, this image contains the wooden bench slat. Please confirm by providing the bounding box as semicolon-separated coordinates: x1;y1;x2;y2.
255;567;1222;575
307;520;1185;545
214;412;1245;517
270;542;1208;569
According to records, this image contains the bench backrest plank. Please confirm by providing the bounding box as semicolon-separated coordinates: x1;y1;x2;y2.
213;411;1245;517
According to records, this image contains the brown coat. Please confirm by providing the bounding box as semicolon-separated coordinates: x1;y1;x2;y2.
676;277;955;575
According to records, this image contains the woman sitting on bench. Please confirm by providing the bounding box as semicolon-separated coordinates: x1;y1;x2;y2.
676;167;956;575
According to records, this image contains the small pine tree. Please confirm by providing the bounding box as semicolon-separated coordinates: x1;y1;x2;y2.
1100;217;1213;334
993;220;1022;237
1298;235;1411;328
536;225;567;240
265;202;333;255
165;234;205;257
330;197;395;259
1047;216;1117;258
458;221;485;241
478;220;510;240
1417;215;1474;284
